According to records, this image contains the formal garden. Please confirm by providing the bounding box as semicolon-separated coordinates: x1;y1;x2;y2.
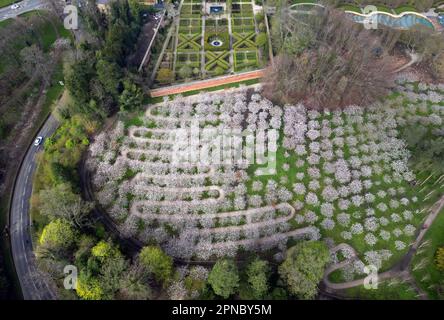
153;0;269;86
86;77;444;287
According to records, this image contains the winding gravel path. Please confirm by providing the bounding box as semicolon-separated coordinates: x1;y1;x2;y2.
323;195;444;291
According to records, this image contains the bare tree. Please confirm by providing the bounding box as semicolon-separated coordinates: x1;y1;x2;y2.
20;44;52;85
263;8;395;109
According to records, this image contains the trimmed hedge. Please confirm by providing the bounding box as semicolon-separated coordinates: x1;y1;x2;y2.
204;31;230;51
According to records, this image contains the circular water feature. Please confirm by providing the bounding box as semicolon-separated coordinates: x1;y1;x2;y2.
210;39;223;47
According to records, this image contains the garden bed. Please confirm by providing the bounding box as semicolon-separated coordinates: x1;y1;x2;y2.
152;0;268;87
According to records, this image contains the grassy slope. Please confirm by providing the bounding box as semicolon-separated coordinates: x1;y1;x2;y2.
343;281;418;300
0;10;70;299
394;5;418;14
0;0;17;8
412;207;444;300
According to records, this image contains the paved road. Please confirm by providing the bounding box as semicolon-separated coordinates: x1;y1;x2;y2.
0;0;47;22
10;115;59;300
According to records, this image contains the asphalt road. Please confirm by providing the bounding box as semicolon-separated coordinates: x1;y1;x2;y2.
0;0;47;22
10;115;59;300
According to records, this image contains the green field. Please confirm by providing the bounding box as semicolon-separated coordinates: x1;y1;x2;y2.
0;0;17;8
412;207;444;299
344;281;419;300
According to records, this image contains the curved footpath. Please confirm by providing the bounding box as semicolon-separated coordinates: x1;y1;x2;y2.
323;195;444;292
9;115;59;300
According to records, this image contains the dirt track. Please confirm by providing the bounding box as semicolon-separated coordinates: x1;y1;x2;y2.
149;69;265;97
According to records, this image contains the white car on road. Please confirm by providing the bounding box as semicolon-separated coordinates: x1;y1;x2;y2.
34;136;43;147
10;4;20;10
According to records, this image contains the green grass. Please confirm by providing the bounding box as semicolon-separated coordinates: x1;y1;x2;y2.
343;281;419;300
41;64;65;116
412;207;444;300
19;10;71;51
338;4;361;13
0;0;16;8
205;51;230;73
394;5;418;14
375;5;393;13
291;0;315;3
18;9;41;18
204;31;230;51
39;20;59;52
177;33;201;51
233;50;259;71
232;32;257;50
0;18;13;28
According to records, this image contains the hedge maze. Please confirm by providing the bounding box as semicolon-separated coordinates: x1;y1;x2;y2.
234;50;259;71
205;51;231;75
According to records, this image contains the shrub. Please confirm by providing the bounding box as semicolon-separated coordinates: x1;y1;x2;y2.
255;32;268;47
139;246;174;283
279;241;330;299
208;259;239;298
214;66;225;76
156;68;174;84
76;272;104;300
39;219;76;250
204;31;230;51
245;258;269;299
178;65;193;79
436;247;444;271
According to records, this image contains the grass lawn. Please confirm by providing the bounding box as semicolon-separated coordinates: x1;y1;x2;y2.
343;281;419;300
376;5;393;13
291;0;316;4
394;5;418;14
412;207;444;300
0;0;17;8
338;4;361;13
0;18;12;28
18;10;72;51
